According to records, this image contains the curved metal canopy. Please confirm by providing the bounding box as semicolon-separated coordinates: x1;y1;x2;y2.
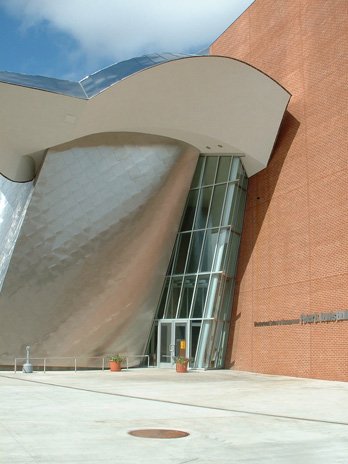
0;54;290;181
0;53;191;99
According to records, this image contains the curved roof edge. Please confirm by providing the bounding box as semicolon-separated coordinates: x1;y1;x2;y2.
0;53;197;99
0;55;290;182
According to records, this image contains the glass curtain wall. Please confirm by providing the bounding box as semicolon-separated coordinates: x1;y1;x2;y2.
147;155;248;368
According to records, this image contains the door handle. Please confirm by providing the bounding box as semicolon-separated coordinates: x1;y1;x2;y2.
169;344;175;352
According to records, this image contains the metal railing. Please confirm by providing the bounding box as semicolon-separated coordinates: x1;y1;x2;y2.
14;354;150;373
124;354;150;370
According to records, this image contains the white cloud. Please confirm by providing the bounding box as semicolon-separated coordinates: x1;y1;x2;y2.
1;0;253;66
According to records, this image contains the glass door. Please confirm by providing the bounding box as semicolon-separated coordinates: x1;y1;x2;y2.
158;322;172;367
157;320;189;368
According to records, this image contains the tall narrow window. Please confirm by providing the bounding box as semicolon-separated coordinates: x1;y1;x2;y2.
147;155;248;369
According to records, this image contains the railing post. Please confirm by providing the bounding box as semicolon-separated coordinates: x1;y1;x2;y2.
22;346;33;373
14;358;17;374
44;358;46;374
74;358;77;373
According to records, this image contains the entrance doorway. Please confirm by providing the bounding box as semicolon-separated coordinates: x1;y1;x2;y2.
157;320;188;367
156;320;202;368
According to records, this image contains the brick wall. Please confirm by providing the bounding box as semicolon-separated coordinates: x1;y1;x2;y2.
211;0;348;381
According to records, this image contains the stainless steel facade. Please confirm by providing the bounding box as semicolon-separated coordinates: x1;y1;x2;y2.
0;133;198;365
0;175;33;291
0;53;194;99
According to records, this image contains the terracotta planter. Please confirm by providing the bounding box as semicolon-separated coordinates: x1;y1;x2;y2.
176;361;188;373
109;360;122;372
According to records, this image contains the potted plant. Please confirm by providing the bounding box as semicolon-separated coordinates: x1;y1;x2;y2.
175;356;189;373
109;354;125;372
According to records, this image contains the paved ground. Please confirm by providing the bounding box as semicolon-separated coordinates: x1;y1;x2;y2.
0;368;347;464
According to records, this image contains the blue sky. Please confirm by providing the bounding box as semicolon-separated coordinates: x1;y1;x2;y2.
0;0;253;81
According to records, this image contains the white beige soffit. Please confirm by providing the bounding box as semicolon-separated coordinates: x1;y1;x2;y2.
0;55;290;181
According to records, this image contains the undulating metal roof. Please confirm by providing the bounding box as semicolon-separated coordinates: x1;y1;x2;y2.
0;53;193;99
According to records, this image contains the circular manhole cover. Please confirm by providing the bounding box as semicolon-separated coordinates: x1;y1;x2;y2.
128;429;189;439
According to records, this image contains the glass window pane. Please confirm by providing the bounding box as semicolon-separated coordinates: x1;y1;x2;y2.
175;323;187;357
190;322;201;359
204;274;222;318
147;323;158;366
213;228;230;272
156;278;169;319
218;278;235;320
227;233;240;276
221;183;236;226
181;190;199;231
160;323;172;363
202;157;218;185
192;276;209;317
166;240;178;275
173;233;191;274
178;276;195;318
229;187;241;228
194;187;212;229
230;157;240;181
200;228;219;272
242;172;248;190
194;320;212;368
216;157;231;183
186;230;204;273
230;156;243;180
191;157;205;188
237;159;246;181
208;321;228;369
217;322;230;368
207;184;226;227
234;190;247;233
165;277;182;318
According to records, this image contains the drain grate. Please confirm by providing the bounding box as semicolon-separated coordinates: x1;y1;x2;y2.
128;429;189;439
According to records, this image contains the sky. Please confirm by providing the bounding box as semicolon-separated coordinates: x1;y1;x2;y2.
0;0;253;81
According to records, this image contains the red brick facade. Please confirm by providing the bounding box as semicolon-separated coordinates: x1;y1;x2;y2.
211;0;348;381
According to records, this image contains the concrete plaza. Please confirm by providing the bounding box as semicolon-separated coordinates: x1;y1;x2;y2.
0;368;347;463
